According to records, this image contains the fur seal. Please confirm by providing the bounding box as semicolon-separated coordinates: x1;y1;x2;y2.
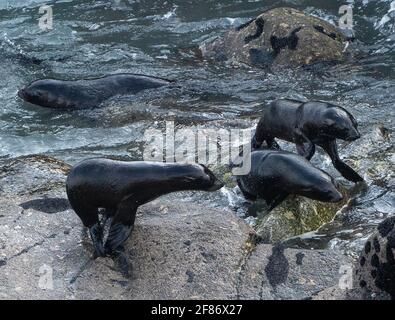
18;73;172;109
355;217;395;299
251;99;363;183
236;149;343;210
66;159;224;259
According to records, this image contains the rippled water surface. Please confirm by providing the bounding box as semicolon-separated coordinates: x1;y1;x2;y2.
0;0;394;255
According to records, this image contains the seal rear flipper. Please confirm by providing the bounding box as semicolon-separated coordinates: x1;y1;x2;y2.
89;222;105;258
111;245;131;278
267;192;289;211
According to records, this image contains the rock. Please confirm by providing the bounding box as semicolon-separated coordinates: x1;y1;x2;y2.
354;216;395;299
255;186;349;243
0;155;366;299
0;155;70;198
280;125;394;251
312;285;391;300
200;7;349;67
237;243;352;299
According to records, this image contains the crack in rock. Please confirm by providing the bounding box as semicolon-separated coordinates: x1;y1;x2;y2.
7;233;58;261
235;233;261;299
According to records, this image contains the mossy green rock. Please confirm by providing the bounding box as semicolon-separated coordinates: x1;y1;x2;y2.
256;186;349;243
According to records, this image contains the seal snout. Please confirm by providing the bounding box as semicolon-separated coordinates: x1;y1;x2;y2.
346;129;361;141
329;189;343;203
18;87;27;100
208;179;224;191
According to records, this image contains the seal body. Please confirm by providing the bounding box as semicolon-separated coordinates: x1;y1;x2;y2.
18;73;172;109
66;158;223;257
236;149;343;209
252;99;363;182
355;217;395;299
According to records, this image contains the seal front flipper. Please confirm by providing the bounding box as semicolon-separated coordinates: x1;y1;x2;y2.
68;201;105;257
320;140;363;182
268;192;289;211
251;133;263;150
333;160;363;182
236;177;257;201
105;222;134;254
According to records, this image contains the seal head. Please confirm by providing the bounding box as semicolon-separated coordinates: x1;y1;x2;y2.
18;79;83;109
323;106;361;141
295;168;343;203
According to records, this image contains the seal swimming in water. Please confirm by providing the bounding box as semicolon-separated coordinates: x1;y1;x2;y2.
18;73;172;109
235;149;343;210
66;159;224;260
251;99;363;183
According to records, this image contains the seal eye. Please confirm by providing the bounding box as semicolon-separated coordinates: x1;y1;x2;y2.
325;118;335;127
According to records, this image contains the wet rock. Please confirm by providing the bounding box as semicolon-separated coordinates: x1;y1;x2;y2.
0;155;370;299
281;125;394;250
255;187;349;243
200;7;349;67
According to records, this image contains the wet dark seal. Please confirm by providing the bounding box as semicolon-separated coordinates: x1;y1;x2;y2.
18;73;172;109
236;149;343;210
66;159;224;263
252;99;363;183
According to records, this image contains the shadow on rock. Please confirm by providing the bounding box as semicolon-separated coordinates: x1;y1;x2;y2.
19;197;71;214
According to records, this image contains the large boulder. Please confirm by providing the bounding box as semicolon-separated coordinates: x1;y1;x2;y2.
200;7;350;67
0;155;365;300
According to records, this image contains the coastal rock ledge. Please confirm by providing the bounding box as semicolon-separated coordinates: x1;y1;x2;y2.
0;155;376;300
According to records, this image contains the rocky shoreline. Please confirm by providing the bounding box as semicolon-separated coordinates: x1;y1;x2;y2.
0;155;390;299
